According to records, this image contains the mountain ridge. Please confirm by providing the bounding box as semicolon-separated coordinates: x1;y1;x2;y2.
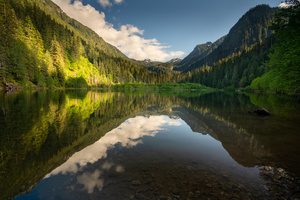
42;0;127;58
0;0;176;88
178;35;226;71
182;4;275;72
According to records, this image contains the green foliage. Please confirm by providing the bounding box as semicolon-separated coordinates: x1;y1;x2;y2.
65;76;88;88
250;2;300;93
175;5;280;91
6;39;28;82
248;91;300;118
186;40;271;89
135;60;182;77
0;0;181;88
3;0;297;93
47;76;55;87
35;72;46;87
185;5;275;72
178;36;226;71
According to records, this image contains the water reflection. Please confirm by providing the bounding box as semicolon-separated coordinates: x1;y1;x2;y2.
47;116;181;177
16;115;272;199
0;90;299;199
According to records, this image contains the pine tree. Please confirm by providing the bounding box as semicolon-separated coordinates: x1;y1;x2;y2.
259;1;300;92
0;0;18;81
50;35;65;86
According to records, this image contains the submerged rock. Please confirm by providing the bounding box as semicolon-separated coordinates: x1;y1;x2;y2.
132;180;142;186
249;108;271;116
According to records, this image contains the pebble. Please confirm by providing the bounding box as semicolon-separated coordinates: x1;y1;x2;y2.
132;180;142;186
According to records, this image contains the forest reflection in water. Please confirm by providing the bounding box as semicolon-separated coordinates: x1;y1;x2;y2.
0;90;299;199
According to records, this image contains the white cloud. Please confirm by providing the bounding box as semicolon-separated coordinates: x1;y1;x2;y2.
98;0;111;8
51;0;184;61
114;0;123;4
278;0;300;8
98;0;123;8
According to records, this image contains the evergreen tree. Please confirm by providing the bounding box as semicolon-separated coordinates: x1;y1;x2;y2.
50;36;65;86
265;1;300;92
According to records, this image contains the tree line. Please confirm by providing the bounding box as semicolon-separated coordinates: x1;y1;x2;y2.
0;0;298;93
0;0;182;88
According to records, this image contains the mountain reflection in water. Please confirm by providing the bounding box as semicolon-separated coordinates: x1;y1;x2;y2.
16;115;271;200
0;90;299;199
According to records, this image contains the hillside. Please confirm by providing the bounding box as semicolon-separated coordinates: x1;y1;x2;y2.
40;0;126;58
184;5;275;72
133;59;182;76
178;36;226;71
0;0;298;93
185;38;272;89
250;1;300;93
169;58;182;65
0;0;175;88
185;2;300;93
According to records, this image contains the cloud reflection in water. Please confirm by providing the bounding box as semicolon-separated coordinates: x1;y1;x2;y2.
77;170;104;193
45;116;182;193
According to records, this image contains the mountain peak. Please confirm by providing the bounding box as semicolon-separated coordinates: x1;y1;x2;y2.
177;35;226;71
181;4;275;72
279;0;299;8
169;58;182;64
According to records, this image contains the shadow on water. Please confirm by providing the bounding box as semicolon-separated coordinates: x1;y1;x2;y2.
0;90;299;199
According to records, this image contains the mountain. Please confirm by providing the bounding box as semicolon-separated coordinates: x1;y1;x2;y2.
186;38;273;89
183;5;275;72
133;59;181;76
279;0;300;8
0;0;175;88
178;36;226;71
168;58;182;65
32;0;126;58
250;1;300;93
183;2;300;93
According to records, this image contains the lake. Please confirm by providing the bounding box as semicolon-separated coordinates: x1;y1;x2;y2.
1;90;299;199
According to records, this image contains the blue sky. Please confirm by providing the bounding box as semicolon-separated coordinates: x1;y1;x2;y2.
53;0;282;61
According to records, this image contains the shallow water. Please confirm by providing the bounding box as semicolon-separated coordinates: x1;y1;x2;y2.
1;90;299;199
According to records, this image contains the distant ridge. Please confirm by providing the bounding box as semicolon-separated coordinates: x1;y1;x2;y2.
168;58;182;65
178;36;226;71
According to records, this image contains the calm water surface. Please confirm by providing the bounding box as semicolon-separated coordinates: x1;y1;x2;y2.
0;90;299;199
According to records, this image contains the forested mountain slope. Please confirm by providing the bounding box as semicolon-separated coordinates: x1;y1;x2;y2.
250;1;300;93
0;0;174;88
185;5;275;72
178;36;226;71
40;0;126;58
185;2;300;93
185;38;273;89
